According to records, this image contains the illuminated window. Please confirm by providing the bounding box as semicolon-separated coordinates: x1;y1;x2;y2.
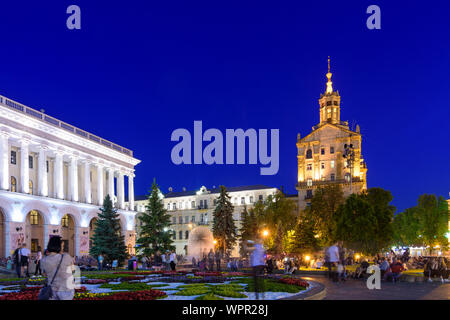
62;214;69;228
11;176;17;192
306;149;312;159
10;151;16;165
30;210;39;225
307;164;312;171
331;160;335;169
307;178;313;187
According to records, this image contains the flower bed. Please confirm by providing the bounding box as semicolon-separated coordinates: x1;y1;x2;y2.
75;290;167;300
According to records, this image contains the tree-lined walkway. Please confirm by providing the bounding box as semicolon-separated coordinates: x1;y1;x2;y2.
305;276;449;300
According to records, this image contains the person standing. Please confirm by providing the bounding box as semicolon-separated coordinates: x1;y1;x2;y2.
326;243;340;282
97;253;104;271
208;249;214;271
250;239;266;300
19;243;30;278
215;250;222;272
41;236;75;300
169;250;177;271
35;246;43;276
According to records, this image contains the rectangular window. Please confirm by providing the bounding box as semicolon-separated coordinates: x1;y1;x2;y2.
321;148;325;155
179;231;182;240
307;178;312;187
168;203;171;210
307;163;312;171
192;216;195;223
241;197;245;205
31;239;39;253
29;155;33;169
46;160;49;172
11;151;16;165
173;231;176;240
321;162;325;169
172;217;176;224
191;201;195;209
178;216;182;224
306;190;313;199
173;203;177;210
185;216;189;223
331;174;335;181
258;195;263;201
331;160;335;169
330;146;335;154
250;196;254;203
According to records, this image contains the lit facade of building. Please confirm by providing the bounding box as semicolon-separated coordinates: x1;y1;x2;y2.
296;59;367;210
133;185;278;256
0;93;140;258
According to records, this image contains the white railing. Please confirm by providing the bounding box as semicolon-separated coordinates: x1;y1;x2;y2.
0;94;133;157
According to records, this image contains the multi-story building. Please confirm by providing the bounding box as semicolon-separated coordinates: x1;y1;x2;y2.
133;185;278;256
296;59;367;210
0;93;140;258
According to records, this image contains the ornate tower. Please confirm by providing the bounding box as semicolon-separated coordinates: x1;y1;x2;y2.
318;57;341;125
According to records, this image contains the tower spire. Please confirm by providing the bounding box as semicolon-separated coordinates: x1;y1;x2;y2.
326;56;333;94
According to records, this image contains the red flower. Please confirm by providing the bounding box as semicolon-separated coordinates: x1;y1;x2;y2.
278;278;310;287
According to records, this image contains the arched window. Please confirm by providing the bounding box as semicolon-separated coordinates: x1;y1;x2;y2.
185;230;189;240
62;214;69;228
306;149;312;159
345;173;351;182
10;176;16;192
30;210;39;225
29;180;33;195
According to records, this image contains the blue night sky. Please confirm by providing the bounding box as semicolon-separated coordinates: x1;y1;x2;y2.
0;1;449;212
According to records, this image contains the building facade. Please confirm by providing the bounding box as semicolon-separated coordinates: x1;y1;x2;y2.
133;185;278;256
0;93;140;258
296;59;367;210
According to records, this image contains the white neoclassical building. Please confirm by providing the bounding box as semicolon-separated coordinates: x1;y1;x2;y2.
133;185;278;257
0;93;140;258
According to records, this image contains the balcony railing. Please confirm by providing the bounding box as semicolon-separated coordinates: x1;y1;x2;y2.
0;94;133;157
297;177;362;188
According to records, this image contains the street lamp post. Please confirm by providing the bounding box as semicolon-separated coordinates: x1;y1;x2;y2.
343;143;355;193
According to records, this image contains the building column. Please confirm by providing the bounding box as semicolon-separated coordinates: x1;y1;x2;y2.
69;156;79;202
0;131;9;190
128;173;134;211
117;171;124;209
96;164;104;205
20;139;30;194
38;145;48;197
107;167;115;203
83;160;92;204
54;151;64;199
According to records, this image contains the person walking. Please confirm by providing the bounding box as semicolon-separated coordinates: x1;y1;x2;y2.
19;243;30;278
13;246;22;277
250;239;266;300
41;236;75;300
35;246;43;276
